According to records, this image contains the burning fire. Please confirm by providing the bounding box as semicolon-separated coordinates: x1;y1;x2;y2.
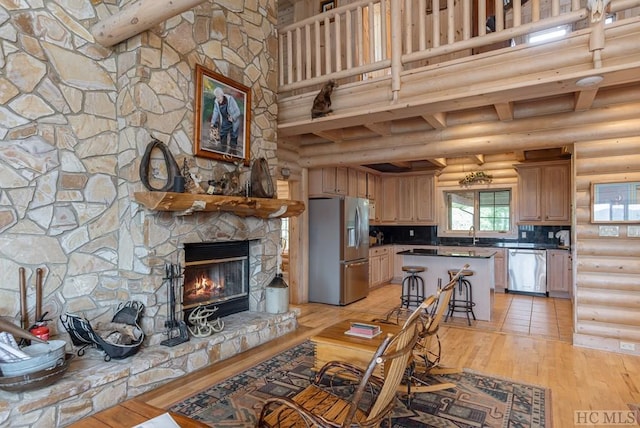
185;272;226;306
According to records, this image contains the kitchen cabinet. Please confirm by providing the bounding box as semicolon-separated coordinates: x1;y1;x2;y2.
366;173;378;200
398;178;414;222
380;174;436;225
380;177;398;223
493;248;507;292
369;246;392;288
547;249;572;297
414;174;436;223
516;160;571;225
309;167;348;197
348;169;368;198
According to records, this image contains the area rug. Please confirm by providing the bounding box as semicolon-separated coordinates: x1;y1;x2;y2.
170;341;550;427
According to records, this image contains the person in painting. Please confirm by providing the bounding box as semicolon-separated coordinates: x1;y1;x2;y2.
210;87;241;153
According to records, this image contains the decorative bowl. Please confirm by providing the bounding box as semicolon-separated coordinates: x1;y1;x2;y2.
0;353;70;392
0;340;66;377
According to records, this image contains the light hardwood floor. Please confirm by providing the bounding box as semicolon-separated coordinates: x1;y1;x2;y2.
139;284;640;427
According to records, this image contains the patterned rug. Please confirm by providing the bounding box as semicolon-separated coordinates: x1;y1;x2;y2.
170;341;550;427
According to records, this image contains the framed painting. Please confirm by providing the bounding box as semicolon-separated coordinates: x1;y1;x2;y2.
321;0;336;13
194;64;251;165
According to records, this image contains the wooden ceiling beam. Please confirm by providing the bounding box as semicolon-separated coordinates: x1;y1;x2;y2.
390;161;412;168
313;129;343;142
421;112;447;129
429;158;448;168
574;88;598;111
514;150;527;161
91;0;207;47
494;102;514;120
364;122;392;136
471;154;485;165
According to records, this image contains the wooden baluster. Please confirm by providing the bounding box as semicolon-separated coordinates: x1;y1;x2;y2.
287;30;293;84
335;13;342;72
447;0;455;44
295;27;302;82
346;10;353;69
478;0;487;36
432;0;440;48
315;20;322;77
419;0;427;50
305;24;312;79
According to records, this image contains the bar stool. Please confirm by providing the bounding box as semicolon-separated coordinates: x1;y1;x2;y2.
445;269;476;325
400;266;426;309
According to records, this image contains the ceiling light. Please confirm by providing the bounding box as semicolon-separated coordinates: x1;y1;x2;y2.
576;75;604;87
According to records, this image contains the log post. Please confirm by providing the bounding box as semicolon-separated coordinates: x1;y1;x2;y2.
91;0;207;47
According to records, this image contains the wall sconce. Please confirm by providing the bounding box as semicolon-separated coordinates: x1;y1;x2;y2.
459;171;493;186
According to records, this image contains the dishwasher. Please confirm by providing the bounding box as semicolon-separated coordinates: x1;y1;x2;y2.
507;249;548;295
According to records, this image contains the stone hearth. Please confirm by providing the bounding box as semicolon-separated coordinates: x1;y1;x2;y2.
0;311;297;427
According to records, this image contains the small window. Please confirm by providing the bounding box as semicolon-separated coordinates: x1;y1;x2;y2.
443;188;514;236
528;25;569;44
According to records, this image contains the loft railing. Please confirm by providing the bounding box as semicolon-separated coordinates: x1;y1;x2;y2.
278;0;640;97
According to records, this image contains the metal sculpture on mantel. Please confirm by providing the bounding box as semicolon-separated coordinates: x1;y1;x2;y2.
160;262;190;347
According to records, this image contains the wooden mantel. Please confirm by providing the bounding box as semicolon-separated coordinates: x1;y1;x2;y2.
133;191;305;219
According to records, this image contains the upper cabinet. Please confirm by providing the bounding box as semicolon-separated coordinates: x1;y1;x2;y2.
310;167;378;201
379;173;436;225
516;160;571;225
309;167;349;197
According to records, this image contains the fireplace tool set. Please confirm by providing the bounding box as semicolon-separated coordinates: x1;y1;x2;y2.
161;262;190;347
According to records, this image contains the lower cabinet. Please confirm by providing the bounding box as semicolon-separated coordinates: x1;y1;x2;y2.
369;246;392;288
493;248;507;292
547;249;572;297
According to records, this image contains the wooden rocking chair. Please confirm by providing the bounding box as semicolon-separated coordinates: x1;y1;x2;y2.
257;299;429;428
377;264;469;400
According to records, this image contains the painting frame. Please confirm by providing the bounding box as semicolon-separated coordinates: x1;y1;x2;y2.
194;64;251;165
320;0;336;13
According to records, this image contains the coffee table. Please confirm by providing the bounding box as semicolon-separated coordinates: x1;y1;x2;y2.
309;319;403;378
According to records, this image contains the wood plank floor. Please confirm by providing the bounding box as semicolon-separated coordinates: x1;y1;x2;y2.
138;284;640;427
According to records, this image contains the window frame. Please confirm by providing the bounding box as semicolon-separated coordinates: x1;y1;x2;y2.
437;184;518;239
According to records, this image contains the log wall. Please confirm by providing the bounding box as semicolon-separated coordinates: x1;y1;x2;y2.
435;153;520;187
573;137;640;353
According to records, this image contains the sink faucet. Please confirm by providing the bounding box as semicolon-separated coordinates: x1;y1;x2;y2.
469;226;477;246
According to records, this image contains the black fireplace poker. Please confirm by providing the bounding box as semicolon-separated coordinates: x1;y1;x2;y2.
160;262;190;347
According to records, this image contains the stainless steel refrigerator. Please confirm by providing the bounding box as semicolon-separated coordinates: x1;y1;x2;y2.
309;197;369;305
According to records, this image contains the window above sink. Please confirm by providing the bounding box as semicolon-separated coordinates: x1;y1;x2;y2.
438;184;518;240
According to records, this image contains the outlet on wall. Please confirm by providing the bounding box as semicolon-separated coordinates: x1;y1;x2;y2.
521;231;527;238
409;229;414;237
620;342;636;351
548;231;554;239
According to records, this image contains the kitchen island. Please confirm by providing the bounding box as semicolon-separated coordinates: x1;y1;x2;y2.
397;248;496;321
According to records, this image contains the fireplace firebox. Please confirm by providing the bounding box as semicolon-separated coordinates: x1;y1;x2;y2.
183;241;250;320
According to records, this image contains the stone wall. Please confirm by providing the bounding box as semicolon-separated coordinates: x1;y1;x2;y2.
0;0;280;351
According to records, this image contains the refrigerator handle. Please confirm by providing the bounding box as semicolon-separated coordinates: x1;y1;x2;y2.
355;205;361;248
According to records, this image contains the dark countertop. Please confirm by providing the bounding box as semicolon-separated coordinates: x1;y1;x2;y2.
371;242;568;250
397;248;496;258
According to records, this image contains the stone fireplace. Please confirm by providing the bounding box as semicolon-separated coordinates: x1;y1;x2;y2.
0;1;288;425
183;240;251;319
